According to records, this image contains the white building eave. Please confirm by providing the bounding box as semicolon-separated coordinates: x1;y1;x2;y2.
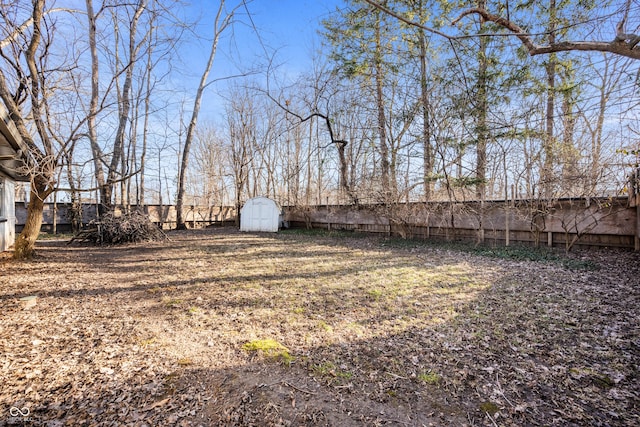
0;102;29;182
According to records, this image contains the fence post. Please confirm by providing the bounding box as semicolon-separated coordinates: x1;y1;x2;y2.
506;185;514;247
479;200;485;244
635;194;639;251
425;212;430;239
635;204;639;251
632;168;639;251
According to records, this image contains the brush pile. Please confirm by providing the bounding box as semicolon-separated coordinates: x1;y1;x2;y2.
70;209;167;244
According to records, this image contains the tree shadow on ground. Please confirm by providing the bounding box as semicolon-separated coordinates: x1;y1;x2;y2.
0;228;638;426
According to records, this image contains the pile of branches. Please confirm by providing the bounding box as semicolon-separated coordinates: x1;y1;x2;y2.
70;209;168;245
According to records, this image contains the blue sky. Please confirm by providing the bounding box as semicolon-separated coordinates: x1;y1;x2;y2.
244;0;340;61
173;0;344;122
183;1;342;78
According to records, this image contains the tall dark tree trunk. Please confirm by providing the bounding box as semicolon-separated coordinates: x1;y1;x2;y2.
374;5;390;202
475;0;488;201
418;3;432;202
542;0;557;199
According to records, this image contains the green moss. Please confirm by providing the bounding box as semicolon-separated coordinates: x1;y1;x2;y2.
242;339;293;365
164;298;183;307
417;370;441;385
317;320;333;332
312;361;353;379
138;337;157;347
177;357;193;366
479;401;499;415
367;288;383;301
592;374;615;389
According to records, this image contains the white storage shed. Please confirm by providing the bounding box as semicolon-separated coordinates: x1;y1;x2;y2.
240;197;282;233
0;102;28;252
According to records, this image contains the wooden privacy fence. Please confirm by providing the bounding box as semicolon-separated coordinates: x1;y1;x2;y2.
14;196;640;250
285;197;639;250
14;203;237;233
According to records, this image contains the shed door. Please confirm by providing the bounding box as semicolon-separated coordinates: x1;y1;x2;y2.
254;200;275;232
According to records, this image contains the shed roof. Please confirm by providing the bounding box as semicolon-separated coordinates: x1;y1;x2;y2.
0;102;29;181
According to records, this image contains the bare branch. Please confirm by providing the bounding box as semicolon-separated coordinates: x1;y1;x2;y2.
55;168;142;193
0;7;83;49
364;0;640;60
260;89;346;149
362;0;452;40
453;7;640;60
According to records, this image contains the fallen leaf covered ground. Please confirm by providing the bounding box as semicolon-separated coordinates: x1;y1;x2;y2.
0;227;638;426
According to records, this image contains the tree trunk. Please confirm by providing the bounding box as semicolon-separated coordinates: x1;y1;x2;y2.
475;0;488;201
561;79;578;193
13;180;51;259
418;3;432;202
85;0;106;210
542;0;557;199
374;6;390;202
177;0;232;229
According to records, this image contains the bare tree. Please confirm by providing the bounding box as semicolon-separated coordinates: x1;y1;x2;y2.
86;0;148;211
0;0;77;258
191;124;228;207
225;88;256;225
175;0;241;229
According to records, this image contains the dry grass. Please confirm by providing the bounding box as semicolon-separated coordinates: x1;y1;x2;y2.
0;227;638;426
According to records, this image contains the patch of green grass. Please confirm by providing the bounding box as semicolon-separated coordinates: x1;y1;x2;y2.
417;370;441;385
242;339;293;365
177;357;193;366
317;320;333;332
280;228;367;239
383;238;599;270
38;232;75;240
164;298;183;307
560;258;599;271
147;286;177;294
311;361;353;379
592;373;615;389
138;337;157;347
367;288;383;301
569;367;615;389
479;401;499;415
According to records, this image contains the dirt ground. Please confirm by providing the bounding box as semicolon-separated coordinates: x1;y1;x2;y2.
0;227;638;426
